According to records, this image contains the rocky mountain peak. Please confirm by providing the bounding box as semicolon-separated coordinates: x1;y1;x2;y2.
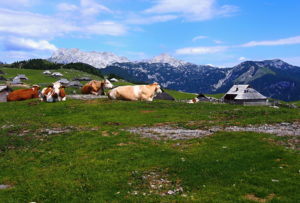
49;48;130;69
145;53;189;67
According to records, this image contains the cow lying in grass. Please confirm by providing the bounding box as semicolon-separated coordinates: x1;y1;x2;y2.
81;80;113;96
108;83;162;101
7;85;40;102
187;98;199;103
40;82;66;102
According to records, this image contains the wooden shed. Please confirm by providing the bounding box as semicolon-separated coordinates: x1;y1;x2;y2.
0;85;12;102
223;84;268;105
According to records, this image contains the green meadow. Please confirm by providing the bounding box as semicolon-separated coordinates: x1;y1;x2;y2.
0;67;103;85
0;67;299;202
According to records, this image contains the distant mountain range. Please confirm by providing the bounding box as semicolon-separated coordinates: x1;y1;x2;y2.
49;48;130;69
49;48;300;101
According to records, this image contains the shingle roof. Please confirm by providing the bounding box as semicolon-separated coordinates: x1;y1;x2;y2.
68;81;83;87
56;78;70;84
225;84;267;100
17;74;28;80
43;70;51;74
11;77;22;84
0;85;8;92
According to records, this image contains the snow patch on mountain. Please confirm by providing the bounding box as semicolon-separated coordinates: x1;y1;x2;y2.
49;48;130;69
213;69;233;90
144;53;189;67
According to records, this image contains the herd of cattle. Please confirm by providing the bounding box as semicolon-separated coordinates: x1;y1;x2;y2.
6;79;163;102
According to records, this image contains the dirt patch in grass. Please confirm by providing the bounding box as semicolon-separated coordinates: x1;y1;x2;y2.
101;131;110;137
126;122;300;149
27;100;40;106
116;142;136;146
127;126;213;140
264;137;300;150
128;168;184;196
140;110;156;114
39;127;74;135
103;121;122;126
244;193;276;202
225;122;300;137
0;184;13;190
67;95;107;100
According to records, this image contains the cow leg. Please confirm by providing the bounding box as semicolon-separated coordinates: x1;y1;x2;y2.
91;91;99;95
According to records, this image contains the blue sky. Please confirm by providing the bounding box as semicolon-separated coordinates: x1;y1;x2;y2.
0;0;300;67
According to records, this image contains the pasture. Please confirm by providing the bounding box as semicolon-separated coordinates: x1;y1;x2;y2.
0;97;299;202
0;67;299;202
0;68;103;85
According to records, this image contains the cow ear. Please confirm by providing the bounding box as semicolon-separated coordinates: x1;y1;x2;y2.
48;85;53;88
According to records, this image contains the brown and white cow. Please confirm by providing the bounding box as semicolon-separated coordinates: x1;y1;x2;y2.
81;80;113;95
40;82;66;102
187;98;199;104
7;85;40;102
108;83;162;101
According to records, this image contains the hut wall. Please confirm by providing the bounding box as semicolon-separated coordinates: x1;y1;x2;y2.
224;99;268;106
238;99;268;106
0;91;8;102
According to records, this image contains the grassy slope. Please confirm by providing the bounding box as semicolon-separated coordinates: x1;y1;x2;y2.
0;98;299;202
0;67;103;85
164;89;196;100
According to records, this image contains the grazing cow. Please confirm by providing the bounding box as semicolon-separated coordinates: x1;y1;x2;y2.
81;80;113;95
40;82;66;102
7;85;40;102
187;98;199;104
108;83;162;101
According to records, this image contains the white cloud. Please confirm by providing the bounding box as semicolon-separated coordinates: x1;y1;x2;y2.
0;0;38;9
177;35;300;56
176;46;228;55
214;40;223;44
145;0;238;21
80;0;111;18
0;8;126;39
241;36;300;47
86;21;127;36
126;15;178;24
0;8;78;38
239;56;247;61
192;35;208;42
57;3;78;12
4;37;57;51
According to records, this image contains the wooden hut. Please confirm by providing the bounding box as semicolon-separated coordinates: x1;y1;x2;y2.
56;78;70;85
17;74;28;80
223;84;268;105
0;85;12;102
52;72;63;77
68;81;83;88
154;89;175;101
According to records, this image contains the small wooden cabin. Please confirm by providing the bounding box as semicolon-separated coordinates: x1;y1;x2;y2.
223;85;268;105
0;86;12;102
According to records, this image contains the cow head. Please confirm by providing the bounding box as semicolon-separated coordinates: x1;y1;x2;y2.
32;85;40;91
42;82;66;102
152;82;162;94
103;79;113;89
88;80;113;95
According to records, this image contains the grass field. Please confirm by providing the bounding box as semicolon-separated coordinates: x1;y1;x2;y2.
0;97;299;202
0;67;299;202
0;67;103;86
